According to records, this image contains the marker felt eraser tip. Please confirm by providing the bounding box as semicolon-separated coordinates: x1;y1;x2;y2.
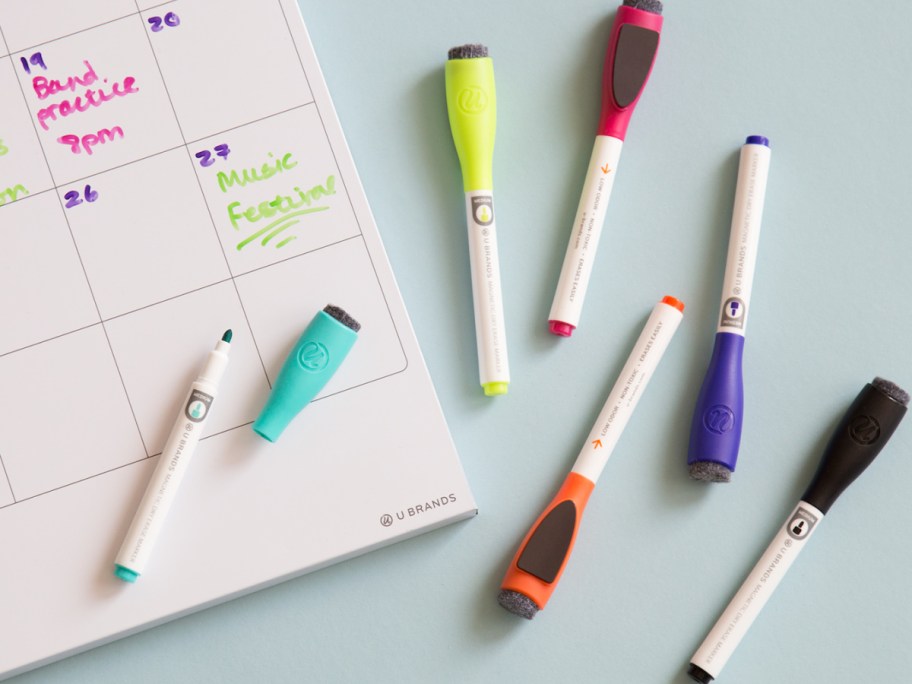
252;305;360;443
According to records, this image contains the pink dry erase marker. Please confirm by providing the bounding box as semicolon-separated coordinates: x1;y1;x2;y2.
549;0;664;337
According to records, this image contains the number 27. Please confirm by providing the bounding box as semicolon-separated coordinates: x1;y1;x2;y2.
195;144;231;167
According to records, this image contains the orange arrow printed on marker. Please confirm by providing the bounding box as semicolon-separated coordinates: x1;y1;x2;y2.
600;164;612;174
592;439;603;449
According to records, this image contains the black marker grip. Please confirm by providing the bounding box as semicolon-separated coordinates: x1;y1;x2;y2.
802;381;907;514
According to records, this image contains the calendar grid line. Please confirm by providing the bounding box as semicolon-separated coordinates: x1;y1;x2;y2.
0;102;318;206
0;451;15;503
0;232;361;360
6;0;178;57
0;21;151;461
132;0;274;390
0;419;247;509
279;0;410;371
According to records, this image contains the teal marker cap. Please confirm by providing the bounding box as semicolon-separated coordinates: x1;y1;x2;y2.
253;305;360;443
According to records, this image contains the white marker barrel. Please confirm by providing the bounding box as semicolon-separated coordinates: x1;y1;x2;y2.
716;139;770;335
690;501;822;680
571;297;683;484
549;135;624;334
465;190;510;394
114;340;229;581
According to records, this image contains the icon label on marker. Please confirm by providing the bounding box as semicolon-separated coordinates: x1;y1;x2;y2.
457;86;488;114
703;405;735;435
298;341;330;372
849;415;881;445
185;389;213;423
471;196;494;226
720;297;746;329
787;507;818;540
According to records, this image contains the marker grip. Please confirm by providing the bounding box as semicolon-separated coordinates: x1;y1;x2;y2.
597;5;663;140
253;310;358;442
802;382;908;514
688;332;744;474
445;56;496;191
500;472;595;613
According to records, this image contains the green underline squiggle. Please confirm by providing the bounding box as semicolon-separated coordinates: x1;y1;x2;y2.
235;207;329;250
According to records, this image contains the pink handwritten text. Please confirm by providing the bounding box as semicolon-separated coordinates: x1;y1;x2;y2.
57;126;125;155
33;61;138;131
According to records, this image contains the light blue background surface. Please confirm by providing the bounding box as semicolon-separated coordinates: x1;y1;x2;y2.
13;1;912;682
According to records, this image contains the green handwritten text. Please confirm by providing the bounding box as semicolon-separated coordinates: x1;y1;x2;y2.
0;184;29;206
227;175;336;250
217;152;297;193
0;139;8;156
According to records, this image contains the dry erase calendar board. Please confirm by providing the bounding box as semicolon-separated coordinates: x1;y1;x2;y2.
0;0;475;677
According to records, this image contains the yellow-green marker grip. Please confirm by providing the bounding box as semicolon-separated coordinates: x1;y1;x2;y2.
445;44;510;397
445;48;496;191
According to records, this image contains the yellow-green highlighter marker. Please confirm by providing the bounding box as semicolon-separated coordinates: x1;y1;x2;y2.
445;44;510;397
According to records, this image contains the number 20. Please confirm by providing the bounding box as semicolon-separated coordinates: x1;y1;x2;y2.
148;12;180;32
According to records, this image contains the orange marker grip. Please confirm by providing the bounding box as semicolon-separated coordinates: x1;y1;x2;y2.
500;471;595;612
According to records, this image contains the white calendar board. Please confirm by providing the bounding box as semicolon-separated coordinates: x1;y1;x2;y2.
0;0;475;677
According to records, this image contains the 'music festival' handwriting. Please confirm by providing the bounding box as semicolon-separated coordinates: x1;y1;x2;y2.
226;173;336;250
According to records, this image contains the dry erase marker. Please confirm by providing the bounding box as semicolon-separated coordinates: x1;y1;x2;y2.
499;297;683;618
445;44;510;396
114;330;232;583
688;136;771;483
549;0;664;337
688;378;908;682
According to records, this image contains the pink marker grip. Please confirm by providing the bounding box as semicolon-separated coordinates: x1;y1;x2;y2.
597;5;663;141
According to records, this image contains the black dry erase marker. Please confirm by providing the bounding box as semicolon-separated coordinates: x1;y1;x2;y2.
688;377;908;683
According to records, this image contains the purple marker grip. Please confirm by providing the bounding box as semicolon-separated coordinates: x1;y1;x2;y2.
687;333;744;474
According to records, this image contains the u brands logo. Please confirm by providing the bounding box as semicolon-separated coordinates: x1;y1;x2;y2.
849;415;881;445
298;341;330;372
703;405;735;435
458;86;488;114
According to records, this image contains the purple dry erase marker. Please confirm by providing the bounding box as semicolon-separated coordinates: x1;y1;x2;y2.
688;136;771;483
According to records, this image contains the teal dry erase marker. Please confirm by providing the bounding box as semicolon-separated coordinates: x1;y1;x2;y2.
253;305;360;442
445;43;510;397
115;329;232;583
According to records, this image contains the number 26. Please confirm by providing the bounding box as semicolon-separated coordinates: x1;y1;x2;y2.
148;12;180;32
64;185;99;209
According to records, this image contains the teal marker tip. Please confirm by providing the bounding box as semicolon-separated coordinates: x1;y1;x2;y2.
222;329;233;343
114;564;139;583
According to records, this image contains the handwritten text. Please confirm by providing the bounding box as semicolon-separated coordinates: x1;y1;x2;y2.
217;152;297;192
0;185;29;206
58;126;124;155
34;61;138;131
